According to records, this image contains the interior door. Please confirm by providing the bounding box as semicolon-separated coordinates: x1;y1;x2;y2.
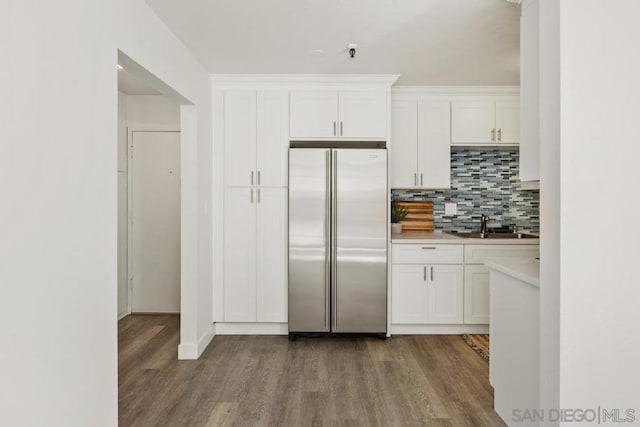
389;99;418;188
334;149;387;333
288;149;330;332
131;131;180;313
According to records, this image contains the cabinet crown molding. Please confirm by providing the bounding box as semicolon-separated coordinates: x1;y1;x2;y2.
392;86;520;97
211;74;400;87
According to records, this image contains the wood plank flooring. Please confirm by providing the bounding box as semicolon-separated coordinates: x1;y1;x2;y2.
119;315;505;426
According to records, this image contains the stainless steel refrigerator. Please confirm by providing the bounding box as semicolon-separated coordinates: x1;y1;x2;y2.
288;147;388;337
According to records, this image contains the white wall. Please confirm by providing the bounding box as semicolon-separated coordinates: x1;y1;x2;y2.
540;0;640;422
1;1;213;426
126;95;181;129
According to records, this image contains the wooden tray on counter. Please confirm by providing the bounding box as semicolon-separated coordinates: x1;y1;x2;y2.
397;201;434;233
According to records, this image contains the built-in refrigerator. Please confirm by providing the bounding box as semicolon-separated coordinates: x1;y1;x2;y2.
288;147;388;337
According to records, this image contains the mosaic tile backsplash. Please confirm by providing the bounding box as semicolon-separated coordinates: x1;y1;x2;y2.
392;148;540;234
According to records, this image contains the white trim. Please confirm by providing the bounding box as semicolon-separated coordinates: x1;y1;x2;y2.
178;325;215;360
210;74;400;86
392;86;520;97
390;324;490;335
451;143;520;149
214;322;289;335
117;312;129;321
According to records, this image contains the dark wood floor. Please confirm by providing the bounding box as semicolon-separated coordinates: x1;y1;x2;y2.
119;314;504;426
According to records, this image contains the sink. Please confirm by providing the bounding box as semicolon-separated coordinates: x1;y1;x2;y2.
445;231;538;239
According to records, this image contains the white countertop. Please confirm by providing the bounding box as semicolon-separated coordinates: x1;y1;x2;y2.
485;258;540;287
391;231;540;245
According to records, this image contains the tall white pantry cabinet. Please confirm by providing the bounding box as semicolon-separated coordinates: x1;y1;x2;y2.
221;89;289;323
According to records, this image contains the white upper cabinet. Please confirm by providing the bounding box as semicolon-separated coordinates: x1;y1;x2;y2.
224;90;257;187
520;0;540;182
224;89;289;187
389;97;450;189
390;100;418;188
451;96;520;145
417;100;451;189
496;97;521;144
290;90;387;140
257;91;289;187
338;91;387;139
290;90;338;139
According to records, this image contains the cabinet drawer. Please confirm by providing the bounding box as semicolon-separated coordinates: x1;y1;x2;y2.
392;244;463;264
464;245;539;264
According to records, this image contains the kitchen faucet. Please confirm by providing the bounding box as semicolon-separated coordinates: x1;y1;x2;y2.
480;214;489;235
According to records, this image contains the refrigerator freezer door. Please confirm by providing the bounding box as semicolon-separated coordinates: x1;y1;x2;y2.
288;149;331;332
333;149;388;333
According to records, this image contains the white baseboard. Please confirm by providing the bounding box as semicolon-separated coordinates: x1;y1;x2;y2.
178;325;215;360
214;322;288;335
391;324;490;335
117;311;130;321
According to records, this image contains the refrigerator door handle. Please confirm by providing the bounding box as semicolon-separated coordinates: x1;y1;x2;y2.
324;150;331;330
331;150;338;331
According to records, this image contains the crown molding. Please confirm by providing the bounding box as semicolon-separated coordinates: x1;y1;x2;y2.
210;74;400;88
392;85;520;97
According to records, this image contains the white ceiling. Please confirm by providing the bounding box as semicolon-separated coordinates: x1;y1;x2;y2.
118;67;161;95
145;0;520;85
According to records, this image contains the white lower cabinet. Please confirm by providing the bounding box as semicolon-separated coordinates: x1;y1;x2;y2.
391;243;539;328
427;265;464;324
224;187;288;323
391;262;463;324
464;265;491;324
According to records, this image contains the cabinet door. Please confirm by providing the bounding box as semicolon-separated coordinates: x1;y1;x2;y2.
496;96;520;144
427;265;463;324
290;90;338;139
256;188;288;322
391;265;428;324
417;100;451;189
224;187;257;322
257;91;289;187
389;100;418;188
451;98;495;144
224;90;256;186
338;91;387;139
464;265;490;324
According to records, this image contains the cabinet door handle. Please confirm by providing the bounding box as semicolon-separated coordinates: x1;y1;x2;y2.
257;170;261;185
251;171;254;186
414;173;417;186
423;266;427;282
491;128;496;142
340;121;343;136
420;173;423;186
498;128;502;142
250;188;254;203
333;121;337;136
430;266;434;281
257;188;260;203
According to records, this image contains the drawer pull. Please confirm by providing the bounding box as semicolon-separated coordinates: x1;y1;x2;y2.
421;247;437;250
